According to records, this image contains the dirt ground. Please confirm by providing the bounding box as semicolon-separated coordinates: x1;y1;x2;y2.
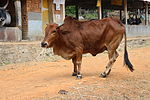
0;41;150;100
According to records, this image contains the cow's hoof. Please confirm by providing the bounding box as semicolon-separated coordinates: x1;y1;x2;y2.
72;72;77;76
100;72;107;78
77;75;82;79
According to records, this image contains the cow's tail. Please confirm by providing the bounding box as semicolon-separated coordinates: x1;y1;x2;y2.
124;31;134;72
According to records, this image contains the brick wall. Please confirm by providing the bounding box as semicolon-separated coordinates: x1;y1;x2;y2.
27;0;41;13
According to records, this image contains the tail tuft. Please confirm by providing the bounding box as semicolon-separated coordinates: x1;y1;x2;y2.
124;48;134;72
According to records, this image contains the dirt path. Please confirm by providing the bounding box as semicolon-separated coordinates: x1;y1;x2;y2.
0;46;150;100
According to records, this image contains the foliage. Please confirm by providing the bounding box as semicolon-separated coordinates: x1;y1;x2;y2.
65;6;98;19
83;12;98;20
65;6;76;17
65;6;116;20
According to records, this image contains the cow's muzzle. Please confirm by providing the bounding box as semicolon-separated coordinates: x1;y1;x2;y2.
41;42;48;47
0;17;5;21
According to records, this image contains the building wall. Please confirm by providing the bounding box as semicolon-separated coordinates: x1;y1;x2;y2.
0;0;22;41
27;0;43;40
0;27;22;41
21;0;65;41
42;0;50;32
41;0;65;33
22;0;28;40
126;25;150;37
22;0;43;41
0;0;65;41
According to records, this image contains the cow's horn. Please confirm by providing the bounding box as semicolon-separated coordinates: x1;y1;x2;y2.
0;0;9;9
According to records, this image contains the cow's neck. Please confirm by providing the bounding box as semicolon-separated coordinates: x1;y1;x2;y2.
52;34;74;60
53;34;67;53
53;34;65;47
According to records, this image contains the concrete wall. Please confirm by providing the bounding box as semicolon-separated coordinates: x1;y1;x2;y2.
126;25;150;37
28;12;43;40
0;27;22;41
0;42;41;65
0;42;61;66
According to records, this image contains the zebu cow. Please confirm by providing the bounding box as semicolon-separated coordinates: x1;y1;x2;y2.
0;0;11;27
41;16;134;79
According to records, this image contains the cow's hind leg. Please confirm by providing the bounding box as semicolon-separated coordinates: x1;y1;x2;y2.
100;50;119;78
100;34;122;78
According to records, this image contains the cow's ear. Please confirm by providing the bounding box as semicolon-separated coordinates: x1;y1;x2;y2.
56;26;60;30
56;27;60;34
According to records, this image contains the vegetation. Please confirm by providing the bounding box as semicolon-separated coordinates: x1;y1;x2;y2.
65;6;98;20
65;6;76;18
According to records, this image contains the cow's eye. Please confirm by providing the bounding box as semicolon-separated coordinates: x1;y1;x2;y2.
52;30;56;33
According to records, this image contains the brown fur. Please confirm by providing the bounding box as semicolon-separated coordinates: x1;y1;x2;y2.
42;16;133;78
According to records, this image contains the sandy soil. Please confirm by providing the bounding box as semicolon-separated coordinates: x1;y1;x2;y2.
0;46;150;100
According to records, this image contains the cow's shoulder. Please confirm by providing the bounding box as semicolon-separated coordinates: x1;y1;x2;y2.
64;16;77;24
60;16;82;33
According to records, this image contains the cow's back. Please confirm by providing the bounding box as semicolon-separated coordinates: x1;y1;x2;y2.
78;18;125;54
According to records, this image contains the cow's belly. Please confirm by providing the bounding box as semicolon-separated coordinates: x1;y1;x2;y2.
83;46;107;56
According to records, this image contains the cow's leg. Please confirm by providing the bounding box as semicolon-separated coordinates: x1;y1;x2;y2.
76;63;82;79
76;54;82;79
100;35;122;78
72;57;78;76
101;50;119;78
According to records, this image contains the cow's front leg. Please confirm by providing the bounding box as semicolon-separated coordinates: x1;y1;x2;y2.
72;57;78;76
76;54;83;79
76;61;82;79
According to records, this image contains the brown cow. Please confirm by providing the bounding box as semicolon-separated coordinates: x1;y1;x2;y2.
41;16;134;79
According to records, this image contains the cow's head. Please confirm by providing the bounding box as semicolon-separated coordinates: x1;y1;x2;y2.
41;24;59;48
0;0;10;27
0;9;6;21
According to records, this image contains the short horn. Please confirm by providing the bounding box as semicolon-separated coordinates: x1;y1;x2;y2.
0;0;9;9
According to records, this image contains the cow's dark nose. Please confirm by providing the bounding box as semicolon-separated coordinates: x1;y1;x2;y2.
0;17;5;21
41;42;48;47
